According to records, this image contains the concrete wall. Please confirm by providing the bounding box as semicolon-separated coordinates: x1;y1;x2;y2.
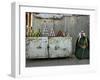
32;16;65;32
65;15;89;52
32;15;89;53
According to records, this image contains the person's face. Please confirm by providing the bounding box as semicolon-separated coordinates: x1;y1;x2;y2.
81;33;84;37
81;33;85;37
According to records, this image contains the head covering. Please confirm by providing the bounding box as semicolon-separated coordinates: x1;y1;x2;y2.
78;31;86;42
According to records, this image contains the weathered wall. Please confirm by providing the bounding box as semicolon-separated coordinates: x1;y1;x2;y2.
32;16;65;32
65;15;89;52
32;15;89;53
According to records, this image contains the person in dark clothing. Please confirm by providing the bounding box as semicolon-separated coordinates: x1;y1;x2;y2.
75;31;89;59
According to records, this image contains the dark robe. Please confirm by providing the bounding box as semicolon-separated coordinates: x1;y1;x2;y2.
75;36;89;59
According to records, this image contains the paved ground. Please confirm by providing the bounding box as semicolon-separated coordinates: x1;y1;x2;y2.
26;55;89;67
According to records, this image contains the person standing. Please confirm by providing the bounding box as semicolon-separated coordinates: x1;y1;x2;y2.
75;31;89;59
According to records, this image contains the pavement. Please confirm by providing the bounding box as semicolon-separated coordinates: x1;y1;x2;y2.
26;55;89;67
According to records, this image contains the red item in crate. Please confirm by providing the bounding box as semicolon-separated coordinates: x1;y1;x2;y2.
56;30;64;37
